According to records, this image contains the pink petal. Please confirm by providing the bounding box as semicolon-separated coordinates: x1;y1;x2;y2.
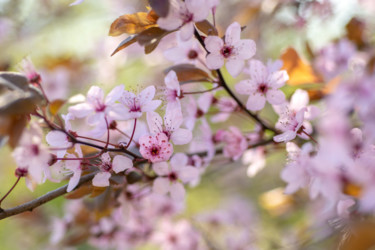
273;131;297;142
171;128;192;145
248;60;267;83
186;0;210;21
165;107;183;131
206;53;224;70
153;177;170;195
112;155;133;173
179;22;195;41
86;86;104;105
142;100;162;112
235;80;255;95
121;90;136;107
147;111;163;135
266;89;286;105
226;58;244;77
290;89;309;110
153;162;170;176
225;22;241;45
164;70;180;91
68;102;93;118
234;39;256;60
246;92;266;111
170;182;185;201
139;86;156;105
105;85;124;105
178;166;199;183
267;70;289;88
205;36;223;53
92;172;111;187
67;170;82;192
170;153;189;170
164;47;189;63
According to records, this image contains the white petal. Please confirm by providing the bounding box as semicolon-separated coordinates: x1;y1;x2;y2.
246;92;266;111
186;0;210;21
225;22;241;45
206;53;224;70
205;36;223;53
67;170;82;192
86;86;104;105
112;155;133;173
290;89;309;110
266;89;286;105
170;182;185;201
92;172;111;187
171;128;192;145
164;70;180;91
68;103;93;118
235;80;255;95
153;177;170;195
226;58;244;77
139;86;156;105
153;162;170;176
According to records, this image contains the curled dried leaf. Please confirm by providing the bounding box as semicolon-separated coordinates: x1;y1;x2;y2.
195;20;218;36
111;35;138;56
109;11;158;36
164;64;211;83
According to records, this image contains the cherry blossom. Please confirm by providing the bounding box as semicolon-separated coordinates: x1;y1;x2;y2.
164;35;203;65
163;70;183;115
120;86;161;120
92;153;133;187
147;111;192;145
152;153;199;201
216;126;248;161
205;22;256;77
273;89;319;143
235;59;288;111
139;133;173;163
46;131;72;158
243;147;266;177
68;85;124;124
157;0;211;41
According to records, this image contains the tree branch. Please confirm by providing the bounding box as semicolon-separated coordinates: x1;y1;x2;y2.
0;172;96;220
193;28;277;133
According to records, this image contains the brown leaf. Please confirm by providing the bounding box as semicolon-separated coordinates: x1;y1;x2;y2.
109;11;158;36
0;115;27;148
111;35;138;56
49;99;65;116
346;18;365;48
164;64;211;83
65;182;93;199
137;27;172;54
339;221;375;250
195;20;218;36
280;48;323;85
89;186;107;198
149;0;169;17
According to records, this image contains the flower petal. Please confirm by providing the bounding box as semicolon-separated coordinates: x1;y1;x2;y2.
170;182;185;201
225;22;241;45
205;36;223;53
153;177;170;195
206;53;224;70
226;58;244;77
112;155;133;173
153;162;170;176
246;92;266;111
92;172;111;187
171;128;192;145
266;89;286;105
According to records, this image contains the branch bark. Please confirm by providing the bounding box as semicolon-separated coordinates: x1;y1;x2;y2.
0;172;96;220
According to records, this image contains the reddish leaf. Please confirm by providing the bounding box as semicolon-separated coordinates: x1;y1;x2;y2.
109;11;158;36
111;35;138;56
346;18;365;48
195;20;218;36
149;0;169;17
164;64;211;83
137;27;172;54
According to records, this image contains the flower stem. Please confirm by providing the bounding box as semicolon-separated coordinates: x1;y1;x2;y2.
0;177;21;207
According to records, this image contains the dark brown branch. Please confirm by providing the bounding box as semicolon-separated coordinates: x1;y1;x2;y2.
193;28;277;133
0;172;96;220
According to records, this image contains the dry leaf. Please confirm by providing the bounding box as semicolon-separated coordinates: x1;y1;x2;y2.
65;182;93;199
90;186;107;198
109;11;158;36
195;20;218;36
280;48;323;85
137;27;172;54
346;18;365;48
49;99;65;116
111;35;138;56
164;64;211;83
339;221;375;250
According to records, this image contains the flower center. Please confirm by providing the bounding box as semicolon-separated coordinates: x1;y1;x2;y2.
102;163;112;172
257;83;268;94
31;144;40;156
15;167;28;177
220;45;233;58
151;146;160;156
187;49;198;59
168;171;178;182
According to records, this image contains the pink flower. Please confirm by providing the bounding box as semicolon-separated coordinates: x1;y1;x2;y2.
157;0;211;41
211;96;238;123
63;145;84;192
243;147;266;177
147;111;192;145
19;57;41;84
139;133;173;163
205;22;256;77
220;126;248;161
92;153;133;187
46;131;72;158
235;59;288;111
273;89;319;143
152;154;199;201
164;36;204;65
120;85;161;120
68;85;124;124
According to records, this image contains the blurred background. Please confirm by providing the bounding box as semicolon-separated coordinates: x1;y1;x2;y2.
1;0;375;249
